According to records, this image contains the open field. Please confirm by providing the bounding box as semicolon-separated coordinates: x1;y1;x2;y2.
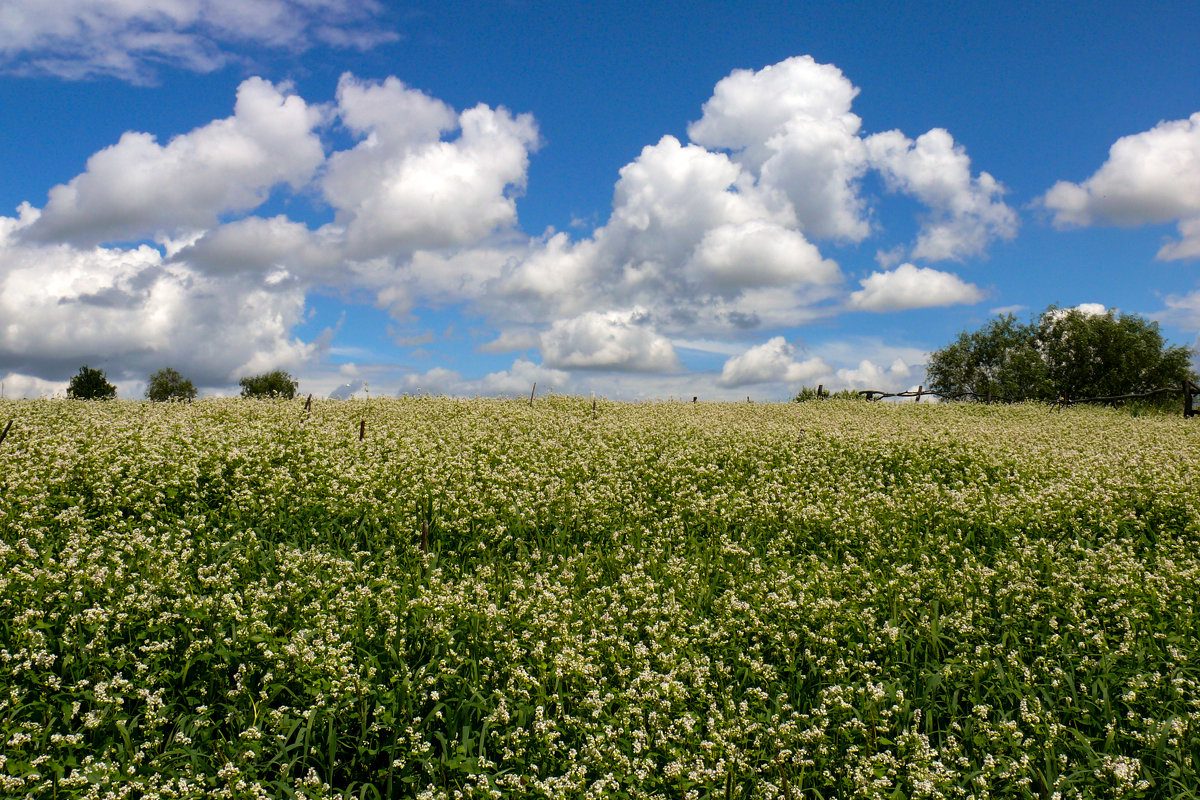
1;397;1198;799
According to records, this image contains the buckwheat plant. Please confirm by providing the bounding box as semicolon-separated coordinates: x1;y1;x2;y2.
0;396;1197;798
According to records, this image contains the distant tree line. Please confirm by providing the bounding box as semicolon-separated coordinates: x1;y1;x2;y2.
64;365;299;400
59;307;1196;407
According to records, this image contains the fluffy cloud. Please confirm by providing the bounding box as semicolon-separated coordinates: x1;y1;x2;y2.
1159;218;1200;261
1041;113;1200;260
324;75;539;259
604;135;791;273
0;73;547;392
865;129;1018;261
539;310;680;372
687;55;1016;260
395;359;569;397
0;0;396;82
836;357;914;390
0;371;66;399
490;54;1012;356
686;220;840;295
491;135;838;337
0;54;1022;394
717;337;830;387
848;263;984;312
174;215;338;278
477;358;570;395
28;77;323;246
0;205;314;387
688;55;871;241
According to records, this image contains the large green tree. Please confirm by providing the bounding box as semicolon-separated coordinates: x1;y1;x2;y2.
145;367;197;402
927;307;1195;402
925;314;1049;401
67;365;117;400
1038;306;1194;399
239;370;298;399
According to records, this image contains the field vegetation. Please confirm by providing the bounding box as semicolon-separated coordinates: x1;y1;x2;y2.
0;397;1198;799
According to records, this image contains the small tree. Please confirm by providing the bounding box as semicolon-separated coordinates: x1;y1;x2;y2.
67;365;117;400
239;370;298;399
146;367;197;402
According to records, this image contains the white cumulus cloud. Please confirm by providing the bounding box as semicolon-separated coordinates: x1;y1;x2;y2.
324;75;539;259
837;357;913;390
685;220;840;295
0;204;315;387
688;55;871;241
865;128;1018;261
849;263;984;312
1041;112;1200;260
490;134;837;338
28;77;323;246
491;54;1013;349
395;359;569;397
717;337;830;387
539;309;680;372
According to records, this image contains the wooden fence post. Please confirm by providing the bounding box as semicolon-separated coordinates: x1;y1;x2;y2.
915;385;923;403
1185;380;1195;418
817;384;823;398
529;382;536;407
304;393;312;413
0;419;11;447
359;419;366;440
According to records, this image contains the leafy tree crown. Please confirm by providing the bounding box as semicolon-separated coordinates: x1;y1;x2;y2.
67;365;117;400
927;307;1196;402
239;370;298;400
146;367;197;402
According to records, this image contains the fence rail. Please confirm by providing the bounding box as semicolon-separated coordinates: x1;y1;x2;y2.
846;381;1199;417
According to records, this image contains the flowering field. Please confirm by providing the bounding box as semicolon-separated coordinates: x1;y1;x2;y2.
1;397;1198;799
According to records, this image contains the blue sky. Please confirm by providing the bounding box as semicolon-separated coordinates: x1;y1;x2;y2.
1;0;1198;399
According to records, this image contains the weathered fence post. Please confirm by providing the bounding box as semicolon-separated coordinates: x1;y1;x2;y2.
529;382;536;407
1185;380;1195;418
915;385;923;403
304;393;312;413
359;419;366;440
0;419;11;447
817;384;824;398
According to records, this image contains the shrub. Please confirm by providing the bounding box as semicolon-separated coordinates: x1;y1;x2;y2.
794;386;864;402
